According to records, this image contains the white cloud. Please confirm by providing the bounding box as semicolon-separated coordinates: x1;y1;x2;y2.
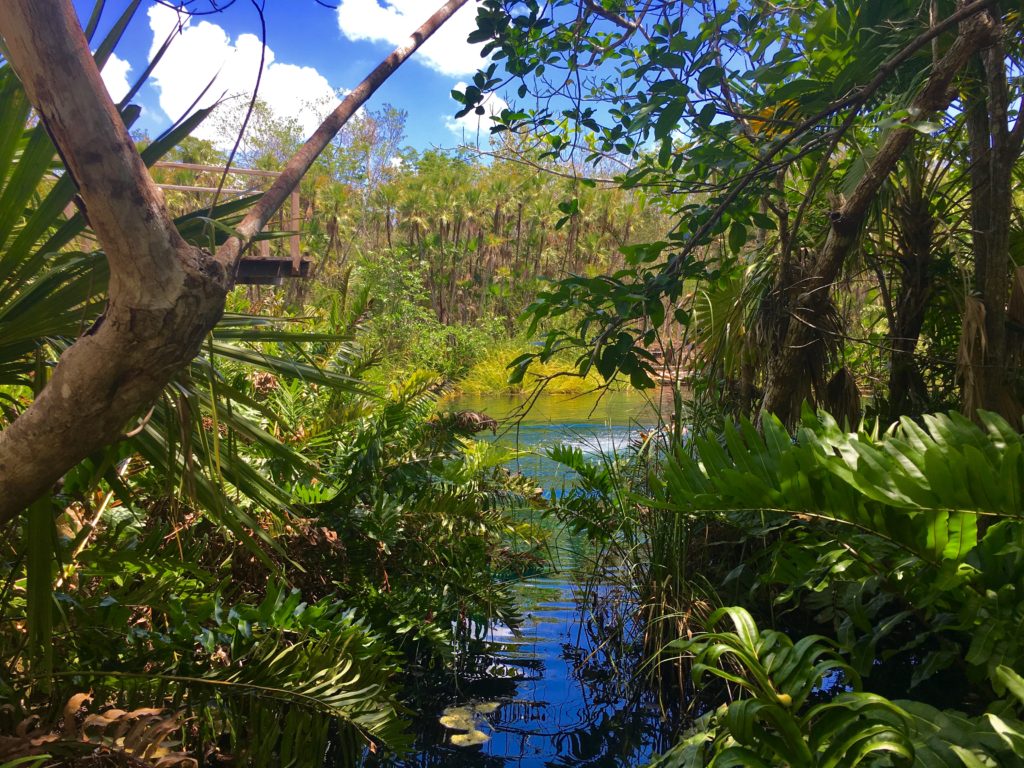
445;82;507;139
101;52;132;102
145;4;340;144
337;0;486;77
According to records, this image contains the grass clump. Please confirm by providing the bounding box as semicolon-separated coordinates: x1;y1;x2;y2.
458;342;606;395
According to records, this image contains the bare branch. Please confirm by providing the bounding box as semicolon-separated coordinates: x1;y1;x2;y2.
582;0;638;30
216;0;471;271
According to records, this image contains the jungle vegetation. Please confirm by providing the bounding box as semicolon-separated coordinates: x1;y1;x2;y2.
456;0;1024;765
0;0;1023;766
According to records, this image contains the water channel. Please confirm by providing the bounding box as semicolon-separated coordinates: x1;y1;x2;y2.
365;389;677;767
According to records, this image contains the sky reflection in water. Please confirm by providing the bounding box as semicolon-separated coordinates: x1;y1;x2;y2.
363;390;674;767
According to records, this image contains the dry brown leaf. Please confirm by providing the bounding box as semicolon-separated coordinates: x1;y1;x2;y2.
61;692;94;738
15;713;42;737
154;756;199;768
123;716;163;752
137;719;180;758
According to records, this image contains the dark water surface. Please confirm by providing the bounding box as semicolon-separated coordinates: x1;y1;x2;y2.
365;390;674;767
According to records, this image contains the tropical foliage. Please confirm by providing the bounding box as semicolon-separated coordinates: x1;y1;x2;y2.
460;0;1024;426
449;1;1024;762
653;607;1024;767
0;6;547;764
545;408;1024;765
153;102;669;387
4;0;1024;765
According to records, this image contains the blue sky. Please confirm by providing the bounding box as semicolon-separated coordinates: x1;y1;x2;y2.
78;0;507;153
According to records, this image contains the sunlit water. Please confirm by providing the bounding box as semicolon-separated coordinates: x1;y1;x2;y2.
454;389;672;489
363;390;675;767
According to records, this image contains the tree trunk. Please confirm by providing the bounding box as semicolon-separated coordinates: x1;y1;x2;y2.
0;0;468;521
760;9;995;427
888;165;935;421
960;33;1021;420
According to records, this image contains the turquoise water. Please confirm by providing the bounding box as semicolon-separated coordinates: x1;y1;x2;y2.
364;390;674;767
453;389;671;490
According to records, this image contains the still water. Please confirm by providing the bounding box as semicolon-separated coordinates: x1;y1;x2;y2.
365;389;675;767
455;388;672;488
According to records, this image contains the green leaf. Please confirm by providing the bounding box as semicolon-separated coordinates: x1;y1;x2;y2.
26;496;55;677
697;65;725;92
994;665;1024;706
728;221;748;254
655;101;686;140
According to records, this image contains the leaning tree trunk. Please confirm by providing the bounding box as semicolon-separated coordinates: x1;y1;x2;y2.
760;6;996;428
0;0;468;521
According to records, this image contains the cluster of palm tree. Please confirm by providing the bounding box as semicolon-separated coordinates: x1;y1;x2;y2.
382;142;662;327
161;102;668;333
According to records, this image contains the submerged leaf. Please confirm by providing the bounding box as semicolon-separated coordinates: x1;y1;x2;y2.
451;729;490;746
439;709;477;731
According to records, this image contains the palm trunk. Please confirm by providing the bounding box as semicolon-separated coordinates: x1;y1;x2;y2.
888;173;935;420
761;10;994;427
961;37;1019;419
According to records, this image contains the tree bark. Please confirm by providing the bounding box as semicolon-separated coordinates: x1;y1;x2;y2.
888;161;935;421
760;7;996;427
0;0;468;520
961;28;1019;419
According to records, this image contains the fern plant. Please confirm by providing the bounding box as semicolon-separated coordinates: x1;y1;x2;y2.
1;582;406;767
654;607;1024;767
642;409;1024;765
656;607;914;767
646;409;1024;685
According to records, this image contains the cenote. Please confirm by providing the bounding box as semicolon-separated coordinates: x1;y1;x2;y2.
363;388;678;767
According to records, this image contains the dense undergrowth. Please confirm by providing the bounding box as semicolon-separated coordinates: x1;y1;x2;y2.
0;330;549;764
452;0;1024;760
549;407;1024;766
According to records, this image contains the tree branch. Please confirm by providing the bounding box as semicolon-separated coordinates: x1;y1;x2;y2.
663;0;997;282
216;0;470;271
581;0;638;30
0;0;467;521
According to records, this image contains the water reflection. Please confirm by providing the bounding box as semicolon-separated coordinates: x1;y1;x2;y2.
452;389;670;490
362;391;676;767
365;579;673;767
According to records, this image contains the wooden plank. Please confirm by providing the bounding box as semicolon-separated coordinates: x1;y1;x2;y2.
149;162;312;282
152;161;281;178
236;257;311;285
153;183;258;195
289;190;301;274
